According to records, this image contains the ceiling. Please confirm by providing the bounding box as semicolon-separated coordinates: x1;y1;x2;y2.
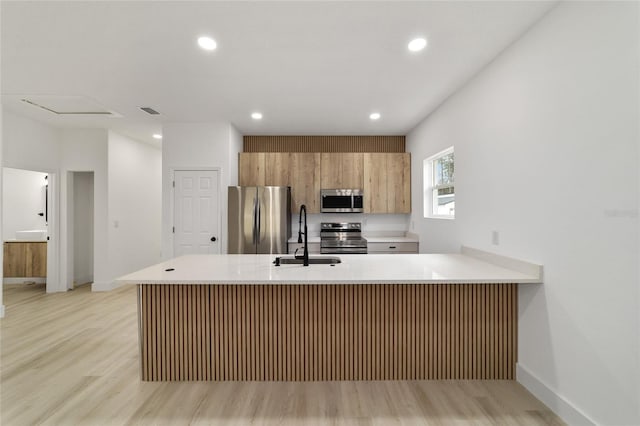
1;1;557;146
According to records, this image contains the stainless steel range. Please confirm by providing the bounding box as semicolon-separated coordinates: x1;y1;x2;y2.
320;222;367;254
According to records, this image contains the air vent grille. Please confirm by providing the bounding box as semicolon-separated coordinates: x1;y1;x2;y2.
140;107;160;115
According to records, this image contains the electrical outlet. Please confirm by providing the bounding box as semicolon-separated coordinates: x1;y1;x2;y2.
114;220;119;229
492;230;499;245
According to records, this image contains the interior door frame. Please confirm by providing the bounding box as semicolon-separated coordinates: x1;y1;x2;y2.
1;166;60;293
170;167;223;258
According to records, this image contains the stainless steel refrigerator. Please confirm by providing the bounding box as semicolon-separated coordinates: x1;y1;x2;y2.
228;186;291;254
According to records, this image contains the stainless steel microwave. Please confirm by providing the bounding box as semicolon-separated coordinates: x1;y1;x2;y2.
320;189;364;213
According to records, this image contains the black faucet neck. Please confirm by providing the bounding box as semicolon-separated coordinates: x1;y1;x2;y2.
298;205;309;266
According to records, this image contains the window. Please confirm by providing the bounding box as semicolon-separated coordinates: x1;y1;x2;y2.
424;147;455;218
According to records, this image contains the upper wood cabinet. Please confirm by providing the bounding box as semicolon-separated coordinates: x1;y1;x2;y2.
238;153;266;186
289;153;321;213
320;153;363;189
239;152;410;214
364;153;411;214
238;152;321;213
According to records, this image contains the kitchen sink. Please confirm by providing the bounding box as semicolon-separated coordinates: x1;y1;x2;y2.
273;256;341;266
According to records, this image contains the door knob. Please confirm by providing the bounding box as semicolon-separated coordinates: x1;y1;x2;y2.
210;237;217;242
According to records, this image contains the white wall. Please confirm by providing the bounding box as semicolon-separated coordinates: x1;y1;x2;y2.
294;213;410;237
73;172;93;285
3;111;61;293
3;110;61;172
1;102;4;316
407;2;639;424
162;122;241;259
107;131;161;283
59;129;109;292
228;124;242;187
2;168;48;240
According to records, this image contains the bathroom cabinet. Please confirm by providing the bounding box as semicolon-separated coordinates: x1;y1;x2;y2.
3;242;47;278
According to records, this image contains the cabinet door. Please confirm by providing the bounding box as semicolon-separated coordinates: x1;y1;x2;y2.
3;243;26;277
290;153;321;213
320;153;363;189
387;153;411;214
26;243;47;277
264;153;290;186
364;153;411;213
238;153;266;186
364;154;389;213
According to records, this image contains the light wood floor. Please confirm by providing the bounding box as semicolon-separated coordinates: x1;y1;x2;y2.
0;283;563;426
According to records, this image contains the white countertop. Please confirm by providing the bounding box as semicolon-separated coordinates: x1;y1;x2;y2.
118;251;542;285
4;239;47;243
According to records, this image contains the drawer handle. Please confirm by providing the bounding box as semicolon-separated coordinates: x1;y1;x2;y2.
389;246;396;249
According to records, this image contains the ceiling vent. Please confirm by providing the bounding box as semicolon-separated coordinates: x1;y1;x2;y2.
140;107;160;115
21;96;119;115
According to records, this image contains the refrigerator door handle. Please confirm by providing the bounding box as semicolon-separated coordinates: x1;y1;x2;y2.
252;196;259;245
257;198;262;243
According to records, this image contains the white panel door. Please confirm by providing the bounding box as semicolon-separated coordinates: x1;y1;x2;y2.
174;170;220;256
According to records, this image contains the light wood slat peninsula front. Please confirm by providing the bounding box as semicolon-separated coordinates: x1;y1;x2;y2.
118;252;542;382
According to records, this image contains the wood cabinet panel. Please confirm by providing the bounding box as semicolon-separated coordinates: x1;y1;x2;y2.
387;153;411;214
3;242;47;277
4;243;26;277
238;153;266;186
364;153;411;213
26;243;47;277
264;153;290;186
240;152;408;214
364;154;388;213
290;153;321;213
320;153;363;189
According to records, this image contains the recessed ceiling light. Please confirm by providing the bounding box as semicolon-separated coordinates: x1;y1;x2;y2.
369;112;381;120
197;36;217;51
251;112;263;120
152;134;162;140
408;37;427;52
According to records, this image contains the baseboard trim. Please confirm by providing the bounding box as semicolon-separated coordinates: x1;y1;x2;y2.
73;275;94;287
516;363;596;425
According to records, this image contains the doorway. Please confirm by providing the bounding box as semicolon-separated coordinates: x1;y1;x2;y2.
173;169;220;256
70;172;94;288
2;167;57;294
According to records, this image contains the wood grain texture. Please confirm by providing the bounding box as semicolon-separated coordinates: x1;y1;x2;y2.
3;242;47;277
238;152;266;186
3;242;26;277
264;153;290;186
320;153;364;189
244;135;405;153
1;283;562;425
289;153;321;213
26;242;47;277
364;153;411;213
139;283;517;382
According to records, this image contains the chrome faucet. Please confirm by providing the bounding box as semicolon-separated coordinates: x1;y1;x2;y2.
297;204;309;266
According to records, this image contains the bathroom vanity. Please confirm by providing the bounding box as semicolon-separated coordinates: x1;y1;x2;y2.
3;241;47;278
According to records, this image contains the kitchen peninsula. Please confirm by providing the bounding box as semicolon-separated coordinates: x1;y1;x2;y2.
119;247;542;382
